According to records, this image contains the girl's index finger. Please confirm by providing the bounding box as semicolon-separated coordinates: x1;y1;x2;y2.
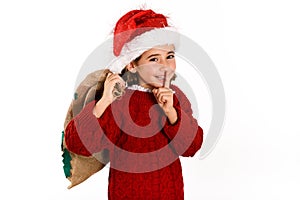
163;71;167;88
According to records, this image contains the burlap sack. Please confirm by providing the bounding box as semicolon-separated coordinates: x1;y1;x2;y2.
62;69;111;189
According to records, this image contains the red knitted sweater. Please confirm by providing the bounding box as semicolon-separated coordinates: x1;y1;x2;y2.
65;85;203;200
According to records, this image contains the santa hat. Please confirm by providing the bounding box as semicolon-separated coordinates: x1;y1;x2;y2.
108;9;180;73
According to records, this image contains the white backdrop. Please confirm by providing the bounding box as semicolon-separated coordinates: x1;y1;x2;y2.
1;0;299;199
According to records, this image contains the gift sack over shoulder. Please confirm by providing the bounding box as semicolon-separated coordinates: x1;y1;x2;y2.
61;69;111;189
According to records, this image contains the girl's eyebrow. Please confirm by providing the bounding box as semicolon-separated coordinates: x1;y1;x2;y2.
146;54;160;59
146;51;175;59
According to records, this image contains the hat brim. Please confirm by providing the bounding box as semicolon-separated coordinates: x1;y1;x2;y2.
109;27;180;73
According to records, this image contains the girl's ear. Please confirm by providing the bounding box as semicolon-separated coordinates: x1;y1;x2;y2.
126;62;137;73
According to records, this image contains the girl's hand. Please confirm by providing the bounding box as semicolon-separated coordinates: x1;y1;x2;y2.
93;73;125;118
102;73;125;104
152;87;178;124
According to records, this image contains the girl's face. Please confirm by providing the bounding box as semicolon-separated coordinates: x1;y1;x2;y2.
131;44;176;89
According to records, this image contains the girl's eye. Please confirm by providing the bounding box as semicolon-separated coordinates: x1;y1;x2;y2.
149;57;159;62
167;54;175;59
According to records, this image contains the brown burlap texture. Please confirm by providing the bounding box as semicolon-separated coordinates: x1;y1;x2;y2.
62;69;111;189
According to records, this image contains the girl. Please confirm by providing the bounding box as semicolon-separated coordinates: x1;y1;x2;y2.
65;9;203;200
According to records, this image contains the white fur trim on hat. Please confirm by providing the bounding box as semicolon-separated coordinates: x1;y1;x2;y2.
109;27;180;73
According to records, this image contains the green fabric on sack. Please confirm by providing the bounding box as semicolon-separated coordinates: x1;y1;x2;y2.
74;92;78;100
62;149;72;178
61;131;72;178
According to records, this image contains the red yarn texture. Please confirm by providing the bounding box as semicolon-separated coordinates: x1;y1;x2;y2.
65;85;203;200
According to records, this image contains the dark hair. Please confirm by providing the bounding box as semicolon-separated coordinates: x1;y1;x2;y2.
119;56;141;86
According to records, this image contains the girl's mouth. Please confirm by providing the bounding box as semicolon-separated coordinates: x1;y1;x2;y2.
155;75;165;80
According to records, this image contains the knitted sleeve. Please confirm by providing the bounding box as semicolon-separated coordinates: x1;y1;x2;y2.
64;100;121;156
163;86;203;157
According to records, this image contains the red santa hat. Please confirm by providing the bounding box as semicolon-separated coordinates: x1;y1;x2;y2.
109;9;180;73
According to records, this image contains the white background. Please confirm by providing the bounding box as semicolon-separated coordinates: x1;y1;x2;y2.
1;0;299;199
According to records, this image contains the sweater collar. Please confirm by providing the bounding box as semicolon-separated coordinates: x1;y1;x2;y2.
127;84;152;93
126;84;176;94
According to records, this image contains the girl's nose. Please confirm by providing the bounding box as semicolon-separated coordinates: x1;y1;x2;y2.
159;58;168;67
159;64;174;74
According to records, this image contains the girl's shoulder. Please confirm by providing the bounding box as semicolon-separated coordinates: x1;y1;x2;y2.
170;84;187;99
170;84;192;108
